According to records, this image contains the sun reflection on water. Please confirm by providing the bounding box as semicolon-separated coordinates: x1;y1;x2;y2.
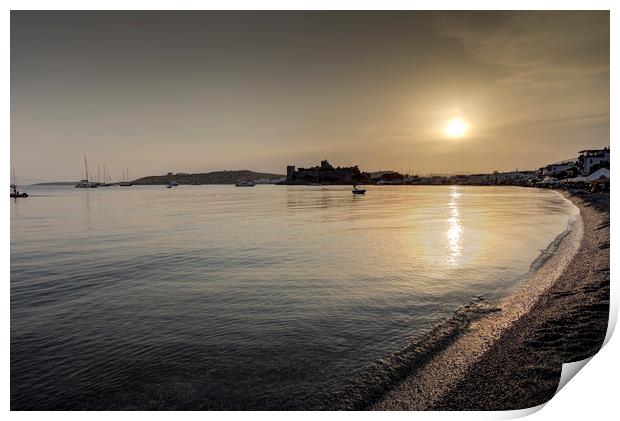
447;186;462;265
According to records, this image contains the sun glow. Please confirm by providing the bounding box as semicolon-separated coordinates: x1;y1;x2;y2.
444;118;468;138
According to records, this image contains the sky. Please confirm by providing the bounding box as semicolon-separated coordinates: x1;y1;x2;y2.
11;11;609;182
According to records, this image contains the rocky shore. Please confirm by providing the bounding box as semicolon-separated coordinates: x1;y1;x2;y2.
366;191;609;411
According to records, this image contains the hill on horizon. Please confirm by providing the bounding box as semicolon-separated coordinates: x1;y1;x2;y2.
133;170;285;185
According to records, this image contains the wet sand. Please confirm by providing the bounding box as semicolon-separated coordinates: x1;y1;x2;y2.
365;191;609;411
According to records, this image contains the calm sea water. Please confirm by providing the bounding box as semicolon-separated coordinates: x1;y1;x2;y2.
11;185;577;409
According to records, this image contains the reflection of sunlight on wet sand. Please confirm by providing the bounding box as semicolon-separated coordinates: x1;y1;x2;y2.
447;187;462;265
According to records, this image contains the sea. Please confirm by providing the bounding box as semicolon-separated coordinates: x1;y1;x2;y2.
10;184;578;409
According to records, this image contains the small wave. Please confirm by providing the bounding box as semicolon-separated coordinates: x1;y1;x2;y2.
324;296;501;410
529;212;578;273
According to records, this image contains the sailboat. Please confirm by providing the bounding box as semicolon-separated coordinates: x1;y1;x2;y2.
119;168;133;186
75;154;97;188
10;166;28;198
98;164;112;187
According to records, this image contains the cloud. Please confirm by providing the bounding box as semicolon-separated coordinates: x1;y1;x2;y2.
434;12;609;83
435;12;607;94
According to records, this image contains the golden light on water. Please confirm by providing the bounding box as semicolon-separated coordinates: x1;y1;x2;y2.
444;117;468;138
447;186;463;265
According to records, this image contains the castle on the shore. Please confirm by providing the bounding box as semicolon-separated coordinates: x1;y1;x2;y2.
285;160;365;184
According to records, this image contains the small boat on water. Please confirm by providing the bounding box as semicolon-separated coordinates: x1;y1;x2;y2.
10;186;28;198
168;181;179;187
75;179;97;188
352;184;366;195
98;164;112;186
10;167;28;198
235;180;256;187
75;154;97;188
119;168;133;186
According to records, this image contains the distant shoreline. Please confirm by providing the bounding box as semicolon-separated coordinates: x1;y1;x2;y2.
26;181;549;187
29;181;77;186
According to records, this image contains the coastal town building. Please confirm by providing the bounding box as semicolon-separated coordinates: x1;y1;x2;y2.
542;160;578;177
285;160;365;184
405;170;536;186
535;147;609;184
534;147;610;191
586;167;610;182
578;148;609;175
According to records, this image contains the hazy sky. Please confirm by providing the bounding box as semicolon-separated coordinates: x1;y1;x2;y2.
11;11;609;181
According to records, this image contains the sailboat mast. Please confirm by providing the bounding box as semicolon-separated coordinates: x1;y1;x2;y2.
84;154;90;181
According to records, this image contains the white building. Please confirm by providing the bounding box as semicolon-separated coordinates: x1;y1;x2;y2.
586;167;610;182
542;161;577;176
578;148;610;175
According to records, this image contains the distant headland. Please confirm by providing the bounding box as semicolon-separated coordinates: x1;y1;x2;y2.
132;170;285;185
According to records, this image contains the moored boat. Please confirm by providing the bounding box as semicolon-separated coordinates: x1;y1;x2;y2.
75;155;97;188
352;184;366;194
10;167;29;198
75;179;95;188
10;190;28;198
119;168;133;186
235;180;256;187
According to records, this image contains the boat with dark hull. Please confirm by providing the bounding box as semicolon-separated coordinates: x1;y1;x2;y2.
352;184;366;194
10;185;28;198
119;168;133;186
10;167;28;198
75;155;97;188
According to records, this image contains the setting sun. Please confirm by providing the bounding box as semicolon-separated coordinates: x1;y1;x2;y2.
9;11;610;412
445;118;469;138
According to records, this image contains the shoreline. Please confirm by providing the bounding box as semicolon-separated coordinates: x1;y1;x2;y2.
328;191;609;411
429;191;610;410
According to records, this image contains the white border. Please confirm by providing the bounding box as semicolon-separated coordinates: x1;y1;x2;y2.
4;2;617;420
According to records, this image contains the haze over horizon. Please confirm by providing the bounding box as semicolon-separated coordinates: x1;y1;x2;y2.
11;11;609;182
